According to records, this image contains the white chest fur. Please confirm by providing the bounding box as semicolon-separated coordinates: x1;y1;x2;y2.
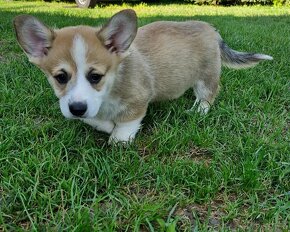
97;96;126;121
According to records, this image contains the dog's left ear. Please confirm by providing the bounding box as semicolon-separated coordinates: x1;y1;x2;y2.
13;15;55;61
98;9;137;54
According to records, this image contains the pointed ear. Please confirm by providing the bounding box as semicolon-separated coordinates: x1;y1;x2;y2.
98;9;137;54
13;15;55;59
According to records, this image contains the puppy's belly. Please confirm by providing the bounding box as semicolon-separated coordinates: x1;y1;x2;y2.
151;74;195;101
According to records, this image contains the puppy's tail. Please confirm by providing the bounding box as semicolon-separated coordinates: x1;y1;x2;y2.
219;40;273;69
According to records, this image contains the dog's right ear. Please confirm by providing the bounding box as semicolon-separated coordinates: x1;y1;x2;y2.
13;15;55;61
98;9;137;55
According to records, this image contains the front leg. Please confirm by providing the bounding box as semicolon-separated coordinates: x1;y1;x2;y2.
81;118;115;134
109;117;144;144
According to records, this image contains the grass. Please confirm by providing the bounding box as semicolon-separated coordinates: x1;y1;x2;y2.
0;1;289;231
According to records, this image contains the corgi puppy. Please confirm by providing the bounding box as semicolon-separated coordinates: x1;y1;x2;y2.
13;9;272;143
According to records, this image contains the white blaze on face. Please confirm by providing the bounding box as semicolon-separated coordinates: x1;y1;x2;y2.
59;34;105;119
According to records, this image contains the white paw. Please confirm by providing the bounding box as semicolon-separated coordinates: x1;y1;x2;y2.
81;118;115;134
98;120;115;134
108;131;134;145
188;100;210;115
197;101;210;115
108;117;143;145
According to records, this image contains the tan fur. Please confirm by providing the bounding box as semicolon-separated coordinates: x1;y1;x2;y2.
135;21;221;102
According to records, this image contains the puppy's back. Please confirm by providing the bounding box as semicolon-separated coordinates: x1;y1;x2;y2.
134;21;221;101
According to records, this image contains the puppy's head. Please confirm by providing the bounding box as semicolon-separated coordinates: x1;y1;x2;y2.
13;9;137;119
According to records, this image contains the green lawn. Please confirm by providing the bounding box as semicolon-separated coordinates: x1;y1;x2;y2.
0;1;289;231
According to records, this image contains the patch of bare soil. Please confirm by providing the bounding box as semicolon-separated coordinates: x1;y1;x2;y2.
184;144;212;166
174;193;286;231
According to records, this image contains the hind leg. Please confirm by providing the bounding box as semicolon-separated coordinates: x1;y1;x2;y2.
189;48;221;114
191;79;220;115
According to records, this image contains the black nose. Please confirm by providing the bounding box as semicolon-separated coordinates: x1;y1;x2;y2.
69;102;87;117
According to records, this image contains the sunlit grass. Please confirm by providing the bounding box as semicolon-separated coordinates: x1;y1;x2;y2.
0;1;289;231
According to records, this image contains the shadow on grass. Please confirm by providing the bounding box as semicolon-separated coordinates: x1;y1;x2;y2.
2;4;290;25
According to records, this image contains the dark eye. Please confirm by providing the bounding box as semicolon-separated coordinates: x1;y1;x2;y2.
54;71;69;85
87;71;103;84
